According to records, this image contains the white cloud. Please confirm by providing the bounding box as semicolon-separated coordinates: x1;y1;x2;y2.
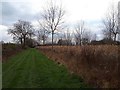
62;0;119;22
31;20;39;29
0;25;13;42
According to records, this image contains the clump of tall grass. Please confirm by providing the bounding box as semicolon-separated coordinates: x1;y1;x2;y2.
39;45;120;88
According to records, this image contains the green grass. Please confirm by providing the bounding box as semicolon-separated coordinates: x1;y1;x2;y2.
2;48;88;88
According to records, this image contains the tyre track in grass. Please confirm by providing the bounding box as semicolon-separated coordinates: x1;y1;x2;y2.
33;49;51;87
24;49;37;88
3;49;30;74
2;49;32;87
7;49;33;88
13;51;33;88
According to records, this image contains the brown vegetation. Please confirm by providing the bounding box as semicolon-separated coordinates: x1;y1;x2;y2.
39;45;120;88
2;43;24;61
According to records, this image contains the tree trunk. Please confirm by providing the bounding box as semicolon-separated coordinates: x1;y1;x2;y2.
23;35;26;48
79;35;82;46
52;31;54;50
109;29;112;40
43;39;45;45
114;34;117;41
20;37;23;45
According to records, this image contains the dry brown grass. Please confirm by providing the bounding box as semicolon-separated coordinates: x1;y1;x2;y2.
39;45;120;88
2;43;23;61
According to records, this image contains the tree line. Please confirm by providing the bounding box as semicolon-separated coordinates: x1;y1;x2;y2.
8;1;120;48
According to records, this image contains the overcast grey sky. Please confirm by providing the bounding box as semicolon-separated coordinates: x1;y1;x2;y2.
0;0;119;42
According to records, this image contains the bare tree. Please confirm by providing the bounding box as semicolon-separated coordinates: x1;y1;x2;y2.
74;20;86;45
37;29;48;45
38;1;65;49
8;20;34;48
102;4;120;41
92;33;97;41
82;30;92;44
63;28;72;46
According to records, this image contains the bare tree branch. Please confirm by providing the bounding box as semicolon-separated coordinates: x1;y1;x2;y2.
38;1;65;49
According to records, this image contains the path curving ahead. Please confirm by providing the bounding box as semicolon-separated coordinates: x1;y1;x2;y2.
3;48;88;88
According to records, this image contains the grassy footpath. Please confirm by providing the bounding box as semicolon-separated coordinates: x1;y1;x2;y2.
2;48;88;88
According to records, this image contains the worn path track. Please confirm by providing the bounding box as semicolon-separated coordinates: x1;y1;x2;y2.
3;48;87;88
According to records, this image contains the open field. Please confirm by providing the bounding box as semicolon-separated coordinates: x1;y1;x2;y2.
39;45;120;88
2;48;88;88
